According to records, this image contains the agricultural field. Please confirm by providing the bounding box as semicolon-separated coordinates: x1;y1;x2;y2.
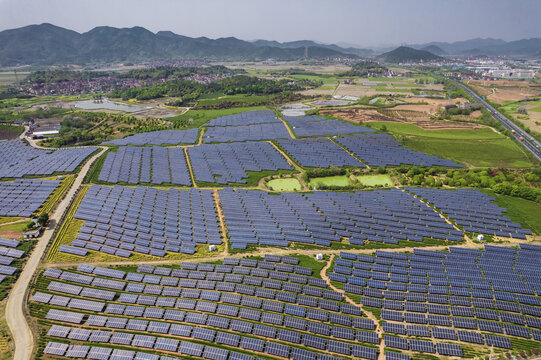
0;125;23;140
467;79;541;105
500;98;541;134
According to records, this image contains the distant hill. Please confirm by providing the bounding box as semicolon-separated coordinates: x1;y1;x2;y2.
379;46;443;63
251;39;374;56
411;37;541;56
421;45;446;55
0;24;355;66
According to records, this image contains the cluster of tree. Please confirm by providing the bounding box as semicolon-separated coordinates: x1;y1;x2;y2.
342;61;388;77
194;93;306;110
118;65;241;80
444;80;470;99
396;166;541;203
302;166;347;181
444;104;482;116
25;66;241;85
111;75;311;101
26;70;109;84
269;68;320;76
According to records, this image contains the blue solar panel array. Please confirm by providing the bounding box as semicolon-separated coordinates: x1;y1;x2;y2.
335;133;461;167
407;188;532;239
277;138;364;168
0;139;97;178
219;188;462;248
0;179;60;217
205;110;281;127
333;243;541;351
203;123;290;143
69;185;220;258
36;257;380;360
99;147;191;186
284;115;374;137
188;142;291;184
103;128;199;146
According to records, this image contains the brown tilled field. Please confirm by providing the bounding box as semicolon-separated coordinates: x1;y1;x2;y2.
468;80;541;104
323;107;483;130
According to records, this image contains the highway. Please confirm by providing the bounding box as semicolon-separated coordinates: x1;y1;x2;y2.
453;80;541;161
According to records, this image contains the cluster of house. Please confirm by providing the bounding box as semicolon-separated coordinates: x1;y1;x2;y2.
21;77;158;96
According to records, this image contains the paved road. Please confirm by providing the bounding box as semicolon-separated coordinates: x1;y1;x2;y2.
5;146;106;360
454;80;541;161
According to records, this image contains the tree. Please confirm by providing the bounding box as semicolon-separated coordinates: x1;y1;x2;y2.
37;213;49;227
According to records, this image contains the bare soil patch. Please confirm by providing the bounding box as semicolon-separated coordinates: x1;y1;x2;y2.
323;107;482;130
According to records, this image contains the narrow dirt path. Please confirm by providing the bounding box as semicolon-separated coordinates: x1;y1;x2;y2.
0;219;29;227
406;190;474;246
320;254;384;359
267;141;308;190
212;189;228;256
184;147;198;188
5;146;107;360
329;137;371;170
277;117;296;139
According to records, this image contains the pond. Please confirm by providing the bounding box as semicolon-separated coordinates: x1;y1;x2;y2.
267;178;302;192
73;99;147;113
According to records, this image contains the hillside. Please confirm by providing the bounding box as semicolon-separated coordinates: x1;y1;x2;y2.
412;37;541;56
251;39;374;56
0;24;354;66
421;45;446;55
379;46;443;63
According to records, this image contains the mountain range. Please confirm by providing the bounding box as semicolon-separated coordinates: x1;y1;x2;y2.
0;24;539;66
0;23;355;66
409;37;541;56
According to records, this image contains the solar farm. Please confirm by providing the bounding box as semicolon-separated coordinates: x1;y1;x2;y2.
283;116;374;137
0;139;98;178
0;106;539;360
103;129;199;146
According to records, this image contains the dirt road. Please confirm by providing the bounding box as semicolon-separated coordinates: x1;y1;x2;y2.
5;146;106;360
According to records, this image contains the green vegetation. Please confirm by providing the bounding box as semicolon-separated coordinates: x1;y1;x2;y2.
309;175;352;188
379;46;443;63
266;178;302;191
111;75;314;102
342;61;389;77
487;191;541;234
404;136;532;168
356;174;394;186
0;220;34;234
368;121;534;168
0;217;25;225
37;175;75;216
195;92;306;110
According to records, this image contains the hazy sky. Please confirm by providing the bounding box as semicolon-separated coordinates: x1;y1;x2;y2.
0;0;539;47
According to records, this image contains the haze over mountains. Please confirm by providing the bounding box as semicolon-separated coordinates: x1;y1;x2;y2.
0;23;539;66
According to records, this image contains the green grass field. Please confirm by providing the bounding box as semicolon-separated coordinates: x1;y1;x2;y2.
0;221;33;236
309;175;351;188
0;217;25;225
371;122;504;140
369;122;534;168
404;137;533;168
485;191;541;234
267;178;301;191
356;174;394;186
